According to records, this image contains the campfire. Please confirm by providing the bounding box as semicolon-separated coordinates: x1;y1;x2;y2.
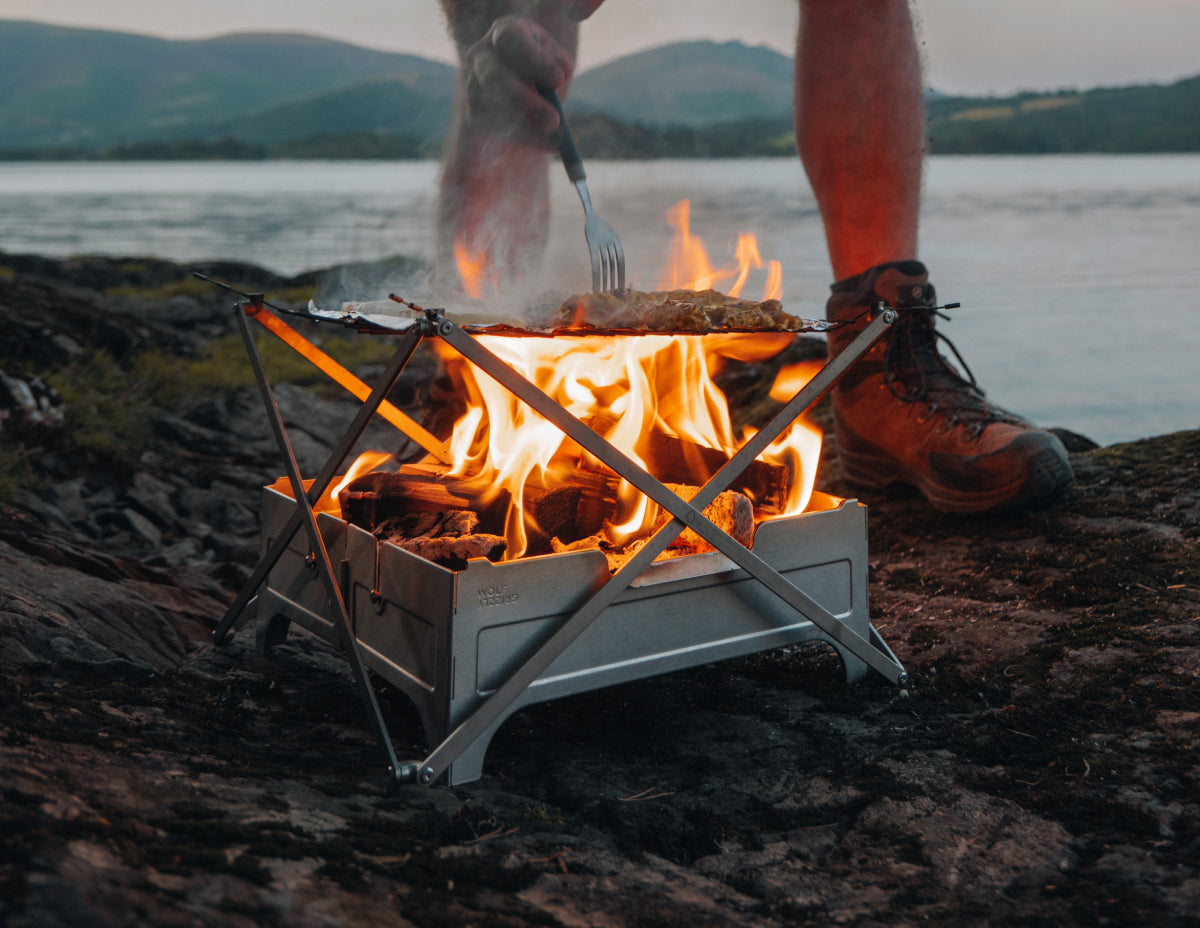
295;201;833;573
218;198;906;787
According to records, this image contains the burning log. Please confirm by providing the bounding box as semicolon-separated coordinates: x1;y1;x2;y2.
527;469;621;541
577;412;789;513
640;433;790;512
375;509;506;569
337;443;771;570
342;463;621;545
655;484;754;552
340;465;510;536
551;485;754;572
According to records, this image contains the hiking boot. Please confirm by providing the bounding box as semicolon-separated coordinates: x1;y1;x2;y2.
825;261;1072;514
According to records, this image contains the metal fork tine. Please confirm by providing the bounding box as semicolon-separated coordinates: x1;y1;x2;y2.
589;244;602;293
540;87;627;293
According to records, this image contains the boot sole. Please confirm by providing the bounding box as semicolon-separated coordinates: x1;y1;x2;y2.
838;443;1073;515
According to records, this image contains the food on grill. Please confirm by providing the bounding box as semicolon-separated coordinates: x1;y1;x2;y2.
325;287;832;337
540;288;812;334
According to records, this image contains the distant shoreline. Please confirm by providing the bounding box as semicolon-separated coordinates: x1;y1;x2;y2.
3;149;1199;164
3;75;1199;162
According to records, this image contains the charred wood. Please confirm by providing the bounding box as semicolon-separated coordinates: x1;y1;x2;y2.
374;508;506;569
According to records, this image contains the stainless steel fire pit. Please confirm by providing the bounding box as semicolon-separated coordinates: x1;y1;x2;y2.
210;290;908;786
256;486;875;785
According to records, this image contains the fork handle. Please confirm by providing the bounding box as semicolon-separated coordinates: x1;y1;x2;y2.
538;87;587;184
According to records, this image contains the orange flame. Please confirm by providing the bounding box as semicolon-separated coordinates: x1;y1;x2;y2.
454;237;499;299
432;201;824;561
657;200;782;303
327;200;826;564
309;450;394;516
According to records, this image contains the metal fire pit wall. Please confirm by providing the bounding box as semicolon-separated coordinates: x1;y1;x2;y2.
256;486;872;785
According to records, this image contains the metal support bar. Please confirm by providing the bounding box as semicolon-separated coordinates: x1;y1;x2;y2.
212;309;428;645
415;311;901;784
245;303;450;463
220;300;419;776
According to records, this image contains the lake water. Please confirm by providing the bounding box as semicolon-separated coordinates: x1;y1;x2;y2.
1;155;1197;446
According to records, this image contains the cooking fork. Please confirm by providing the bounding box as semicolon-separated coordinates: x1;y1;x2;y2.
539;87;626;292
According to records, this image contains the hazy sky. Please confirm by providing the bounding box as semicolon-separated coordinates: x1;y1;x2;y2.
5;0;1199;95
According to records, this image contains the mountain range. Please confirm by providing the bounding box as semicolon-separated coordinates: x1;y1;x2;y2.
1;20;1197;157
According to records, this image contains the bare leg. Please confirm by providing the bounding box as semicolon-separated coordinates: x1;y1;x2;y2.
795;0;924;281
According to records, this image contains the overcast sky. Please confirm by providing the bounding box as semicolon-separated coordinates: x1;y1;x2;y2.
5;0;1199;95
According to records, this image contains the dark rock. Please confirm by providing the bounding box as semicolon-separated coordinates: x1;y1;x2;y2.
124;473;182;531
0;370;64;437
2;252;1198;928
1050;427;1101;453
5;489;75;535
119;507;163;548
43;478;91;524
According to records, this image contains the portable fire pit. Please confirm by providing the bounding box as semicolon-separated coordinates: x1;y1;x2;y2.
211;288;907;786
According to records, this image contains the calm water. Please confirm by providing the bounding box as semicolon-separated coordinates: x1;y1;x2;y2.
1;155;1197;445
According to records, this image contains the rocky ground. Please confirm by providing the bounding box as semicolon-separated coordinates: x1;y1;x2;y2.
1;252;1198;927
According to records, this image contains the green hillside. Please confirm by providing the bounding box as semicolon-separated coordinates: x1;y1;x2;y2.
0;21;454;148
570;40;793;126
199;78;452;148
1;21;1197;158
927;77;1200;153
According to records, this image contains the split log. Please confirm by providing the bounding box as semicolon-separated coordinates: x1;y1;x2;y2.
570;422;790;511
551;485;755;572
640;433;790;512
343;463;622;545
526;469;621;541
654;484;754;552
341;466;510;536
375;509;506;569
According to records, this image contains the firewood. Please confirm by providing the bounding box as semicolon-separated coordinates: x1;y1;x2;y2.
526;469;621;540
375;508;506;568
641;433;789;511
549;484;754;572
527;485;581;541
654;484;755;551
341;467;509;535
390;533;507;568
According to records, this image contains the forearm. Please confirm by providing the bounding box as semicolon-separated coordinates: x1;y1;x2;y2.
436;121;551;290
436;1;583;290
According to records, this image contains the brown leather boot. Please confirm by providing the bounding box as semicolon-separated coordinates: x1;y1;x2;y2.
825;261;1072;514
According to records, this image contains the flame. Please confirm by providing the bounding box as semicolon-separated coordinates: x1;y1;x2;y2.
440;328;826;559
309;450;394;516
769;359;826;405
331;199;826;564
454;237;499;299
436;202;822;560
657;199;782;303
763;259;783;301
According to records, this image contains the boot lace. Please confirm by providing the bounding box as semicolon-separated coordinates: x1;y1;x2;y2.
881;289;1019;438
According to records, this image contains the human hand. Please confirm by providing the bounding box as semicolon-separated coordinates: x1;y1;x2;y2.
453;1;605;146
